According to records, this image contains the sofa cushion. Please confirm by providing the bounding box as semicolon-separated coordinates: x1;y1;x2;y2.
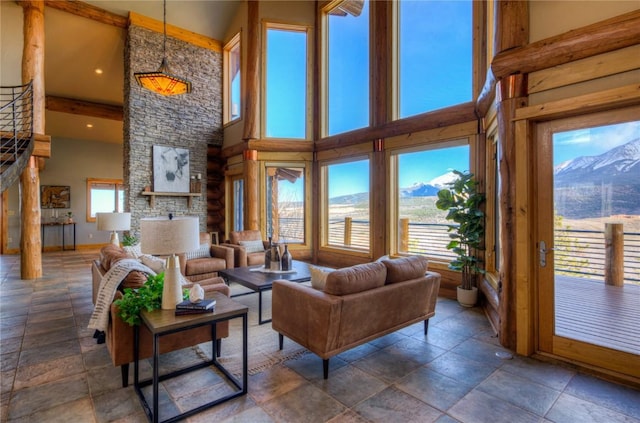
239;239;266;254
140;254;166;274
123;243;142;259
324;262;386;296
382;255;428;284
184;244;212;260
309;265;331;290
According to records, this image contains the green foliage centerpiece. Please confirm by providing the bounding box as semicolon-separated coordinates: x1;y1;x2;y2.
114;273;187;326
435;170;485;305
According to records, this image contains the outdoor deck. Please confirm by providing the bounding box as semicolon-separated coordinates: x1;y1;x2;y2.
555;275;640;355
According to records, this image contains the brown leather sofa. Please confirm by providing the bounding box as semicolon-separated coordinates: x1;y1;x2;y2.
272;256;440;379
91;243;231;387
221;230;269;267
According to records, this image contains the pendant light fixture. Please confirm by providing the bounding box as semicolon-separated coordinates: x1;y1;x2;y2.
134;0;192;96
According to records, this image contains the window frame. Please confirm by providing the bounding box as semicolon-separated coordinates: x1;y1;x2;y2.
261;161;311;248
484;126;500;290
391;0;476;120
387;136;473;266
319;154;372;256
85;178;124;223
320;0;372;138
223;32;242;125
261;21;313;141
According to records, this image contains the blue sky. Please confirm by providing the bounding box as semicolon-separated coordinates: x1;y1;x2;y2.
553;121;640;166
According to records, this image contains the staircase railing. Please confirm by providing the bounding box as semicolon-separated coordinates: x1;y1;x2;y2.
1;82;34;192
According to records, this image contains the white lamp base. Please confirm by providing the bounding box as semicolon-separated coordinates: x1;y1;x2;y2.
162;255;184;310
109;231;120;246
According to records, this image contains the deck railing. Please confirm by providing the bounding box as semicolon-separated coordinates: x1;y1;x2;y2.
278;217;640;283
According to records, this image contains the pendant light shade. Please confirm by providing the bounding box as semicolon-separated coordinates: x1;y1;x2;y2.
134;0;191;96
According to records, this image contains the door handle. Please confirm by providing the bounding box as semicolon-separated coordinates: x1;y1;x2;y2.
539;240;555;267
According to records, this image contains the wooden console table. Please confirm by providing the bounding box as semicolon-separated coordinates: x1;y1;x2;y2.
41;222;76;251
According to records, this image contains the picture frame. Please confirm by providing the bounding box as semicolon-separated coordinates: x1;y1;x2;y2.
153;145;190;193
41;185;70;209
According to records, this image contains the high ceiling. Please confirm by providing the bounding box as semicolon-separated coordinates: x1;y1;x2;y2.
42;1;241;145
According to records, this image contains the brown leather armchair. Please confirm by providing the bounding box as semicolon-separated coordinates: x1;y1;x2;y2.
178;232;234;281
221;230;269;267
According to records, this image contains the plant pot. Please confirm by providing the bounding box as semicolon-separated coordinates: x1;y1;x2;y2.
457;286;478;307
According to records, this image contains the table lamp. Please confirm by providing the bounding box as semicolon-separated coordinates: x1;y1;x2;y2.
96;212;131;246
140;215;199;309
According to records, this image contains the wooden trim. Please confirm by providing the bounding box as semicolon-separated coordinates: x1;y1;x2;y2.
45;96;123;121
515;83;640;122
371;0;389;127
128;12;221;52
1;191;7;255
44;0;127;28
316;102;477;151
492;9;640;80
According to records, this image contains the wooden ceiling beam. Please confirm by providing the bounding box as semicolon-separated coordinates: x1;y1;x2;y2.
45;95;123;121
43;0;127;28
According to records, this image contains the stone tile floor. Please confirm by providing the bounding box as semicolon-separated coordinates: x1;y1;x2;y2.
1;250;639;422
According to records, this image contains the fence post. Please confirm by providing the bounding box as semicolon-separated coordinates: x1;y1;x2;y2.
344;217;352;246
605;223;623;287
400;218;409;252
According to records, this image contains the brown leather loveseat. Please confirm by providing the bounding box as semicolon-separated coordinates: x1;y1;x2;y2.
272;255;440;378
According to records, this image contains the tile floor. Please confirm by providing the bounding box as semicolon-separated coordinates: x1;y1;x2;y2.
1;250;639;423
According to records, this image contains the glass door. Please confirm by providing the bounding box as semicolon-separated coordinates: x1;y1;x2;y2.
536;107;640;378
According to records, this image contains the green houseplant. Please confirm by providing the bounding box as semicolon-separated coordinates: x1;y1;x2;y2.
121;233;139;247
435;170;485;306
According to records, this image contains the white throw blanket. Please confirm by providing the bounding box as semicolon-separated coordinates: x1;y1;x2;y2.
87;259;156;332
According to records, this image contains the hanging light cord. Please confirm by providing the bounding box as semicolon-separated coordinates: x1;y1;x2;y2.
162;0;167;59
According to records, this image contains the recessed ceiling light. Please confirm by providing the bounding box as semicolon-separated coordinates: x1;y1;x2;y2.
86;123;94;128
95;68;103;75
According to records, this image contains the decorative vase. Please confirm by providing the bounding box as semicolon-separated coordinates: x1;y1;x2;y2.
162;256;184;309
457;286;478;307
270;243;281;271
281;244;292;271
264;236;272;269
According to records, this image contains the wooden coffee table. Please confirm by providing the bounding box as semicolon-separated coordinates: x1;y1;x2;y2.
218;260;312;325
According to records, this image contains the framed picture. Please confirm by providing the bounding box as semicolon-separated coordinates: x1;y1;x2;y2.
153;145;190;193
41;185;70;209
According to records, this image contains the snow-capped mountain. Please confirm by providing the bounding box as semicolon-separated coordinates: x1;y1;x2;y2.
555;138;640;178
399;171;458;198
554;138;640;219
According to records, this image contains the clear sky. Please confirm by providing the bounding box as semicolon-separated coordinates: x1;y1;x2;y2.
553;120;639;166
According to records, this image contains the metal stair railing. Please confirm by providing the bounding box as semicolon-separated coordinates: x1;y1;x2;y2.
1;82;34;193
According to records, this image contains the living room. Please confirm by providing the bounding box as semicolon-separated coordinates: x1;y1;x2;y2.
1;0;639;421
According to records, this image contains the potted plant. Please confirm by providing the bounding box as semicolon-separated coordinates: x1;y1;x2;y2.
122;233;139;247
65;211;74;224
435;170;485;307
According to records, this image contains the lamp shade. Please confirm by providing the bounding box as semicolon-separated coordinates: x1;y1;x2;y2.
140;216;199;255
96;212;131;231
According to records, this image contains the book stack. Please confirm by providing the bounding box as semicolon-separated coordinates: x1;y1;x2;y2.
174;298;216;316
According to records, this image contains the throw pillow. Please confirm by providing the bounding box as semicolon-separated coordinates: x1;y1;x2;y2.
309;265;331;290
123;243;142;259
140;254;166;274
239;239;265;254
382;255;428;284
184;244;212;260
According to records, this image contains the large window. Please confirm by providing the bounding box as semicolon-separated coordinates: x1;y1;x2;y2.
264;24;309;139
325;0;370;136
86;178;124;222
322;158;370;250
396;0;473;118
391;141;469;259
224;33;241;124
265;165;306;243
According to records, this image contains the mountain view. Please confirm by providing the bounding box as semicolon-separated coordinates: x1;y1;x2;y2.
554;138;640;219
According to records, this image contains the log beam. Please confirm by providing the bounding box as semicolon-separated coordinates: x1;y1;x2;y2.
243;149;259;231
19;0;45;279
46;95;123;121
44;0;127;28
492;9;640;81
243;0;260;142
